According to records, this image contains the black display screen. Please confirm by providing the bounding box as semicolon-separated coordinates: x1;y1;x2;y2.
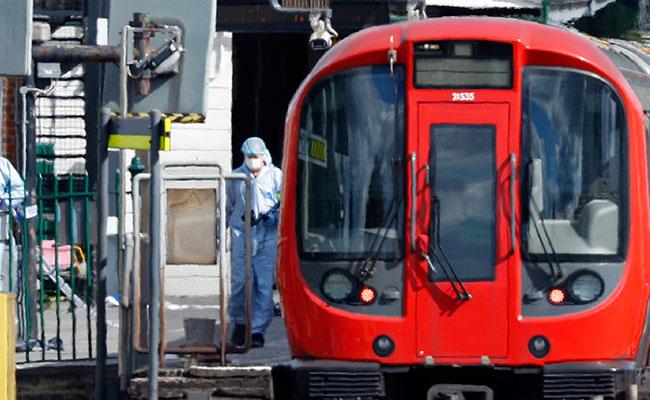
414;41;513;89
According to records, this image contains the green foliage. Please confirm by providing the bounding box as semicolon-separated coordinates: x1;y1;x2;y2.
572;0;639;38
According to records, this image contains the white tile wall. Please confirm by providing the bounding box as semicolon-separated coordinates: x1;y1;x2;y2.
156;32;234;297
167;31;233;171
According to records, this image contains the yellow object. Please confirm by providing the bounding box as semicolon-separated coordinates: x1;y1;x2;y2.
108;114;173;151
0;293;16;399
111;111;206;123
107;134;172;151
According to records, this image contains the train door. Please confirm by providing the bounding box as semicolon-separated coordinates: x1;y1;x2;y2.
414;102;511;359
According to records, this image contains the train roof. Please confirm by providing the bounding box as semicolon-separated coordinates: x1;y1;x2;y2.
584;36;650;112
312;17;650;112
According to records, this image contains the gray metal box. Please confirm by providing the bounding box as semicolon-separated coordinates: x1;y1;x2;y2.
0;0;33;76
102;0;216;115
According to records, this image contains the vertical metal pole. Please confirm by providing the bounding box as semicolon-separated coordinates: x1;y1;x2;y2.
244;179;252;350
120;26;129;118
19;90;28;179
218;177;227;365
37;176;45;361
68;174;77;359
84;173;93;358
95;108;110;400
26;78;39;348
147;110;162;400
54;178;61;360
118;27;130;329
22;179;31;362
84;0;109;190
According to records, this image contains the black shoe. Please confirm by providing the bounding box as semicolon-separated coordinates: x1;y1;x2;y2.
47;336;64;352
251;333;265;348
16;339;42;353
230;324;246;348
274;302;282;317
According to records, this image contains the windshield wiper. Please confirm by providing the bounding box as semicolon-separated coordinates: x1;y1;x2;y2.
357;157;403;281
528;198;563;283
429;196;471;301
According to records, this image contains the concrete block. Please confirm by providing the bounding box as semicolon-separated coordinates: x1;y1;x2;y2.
170;129;223;151
206;87;232;110
159;150;232;171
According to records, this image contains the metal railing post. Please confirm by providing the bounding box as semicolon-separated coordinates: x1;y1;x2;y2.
21;180;31;362
37;176;45;361
68;174;77;359
147;110;163;400
53;177;61;360
95;107;110;400
83;173;93;358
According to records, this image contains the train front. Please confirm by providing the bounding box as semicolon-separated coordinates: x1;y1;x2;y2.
276;17;650;400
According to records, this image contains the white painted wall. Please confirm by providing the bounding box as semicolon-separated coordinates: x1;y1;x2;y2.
164;31;233;169
162;31;234;299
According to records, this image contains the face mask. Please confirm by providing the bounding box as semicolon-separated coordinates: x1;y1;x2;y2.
245;157;264;171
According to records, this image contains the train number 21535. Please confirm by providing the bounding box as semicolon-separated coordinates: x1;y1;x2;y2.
452;92;475;101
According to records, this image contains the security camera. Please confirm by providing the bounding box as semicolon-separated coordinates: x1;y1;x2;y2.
309;30;333;51
309;13;338;51
150;40;182;75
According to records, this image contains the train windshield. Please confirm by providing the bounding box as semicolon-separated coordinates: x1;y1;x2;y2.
522;67;628;261
297;66;406;261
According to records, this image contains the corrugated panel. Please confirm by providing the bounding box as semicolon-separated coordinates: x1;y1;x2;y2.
308;371;385;398
543;373;615;400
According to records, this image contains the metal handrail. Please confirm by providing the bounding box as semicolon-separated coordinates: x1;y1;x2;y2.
130;163;252;366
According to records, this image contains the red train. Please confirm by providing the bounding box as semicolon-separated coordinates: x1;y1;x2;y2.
276;17;650;399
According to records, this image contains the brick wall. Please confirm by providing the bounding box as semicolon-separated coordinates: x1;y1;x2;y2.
1;77;19;165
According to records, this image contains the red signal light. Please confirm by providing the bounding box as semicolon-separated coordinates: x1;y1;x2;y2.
548;288;566;305
360;287;377;304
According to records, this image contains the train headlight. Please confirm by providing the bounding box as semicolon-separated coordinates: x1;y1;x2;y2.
321;269;355;303
567;271;604;304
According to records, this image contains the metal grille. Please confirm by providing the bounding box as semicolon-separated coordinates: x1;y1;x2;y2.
308;371;385;399
543;373;616;400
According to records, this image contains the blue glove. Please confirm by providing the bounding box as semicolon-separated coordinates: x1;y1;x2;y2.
262;212;278;228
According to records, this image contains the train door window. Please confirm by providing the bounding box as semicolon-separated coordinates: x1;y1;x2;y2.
296;66;406;260
521;67;628;260
429;124;496;280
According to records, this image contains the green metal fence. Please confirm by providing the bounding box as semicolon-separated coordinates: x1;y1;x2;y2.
12;170;121;363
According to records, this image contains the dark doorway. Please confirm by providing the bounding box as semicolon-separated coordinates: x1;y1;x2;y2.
232;33;310;168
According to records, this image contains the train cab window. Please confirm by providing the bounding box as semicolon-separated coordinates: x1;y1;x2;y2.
522;68;628;260
297;66;406;260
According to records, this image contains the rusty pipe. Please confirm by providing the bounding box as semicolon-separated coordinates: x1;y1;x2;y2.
32;45;121;63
